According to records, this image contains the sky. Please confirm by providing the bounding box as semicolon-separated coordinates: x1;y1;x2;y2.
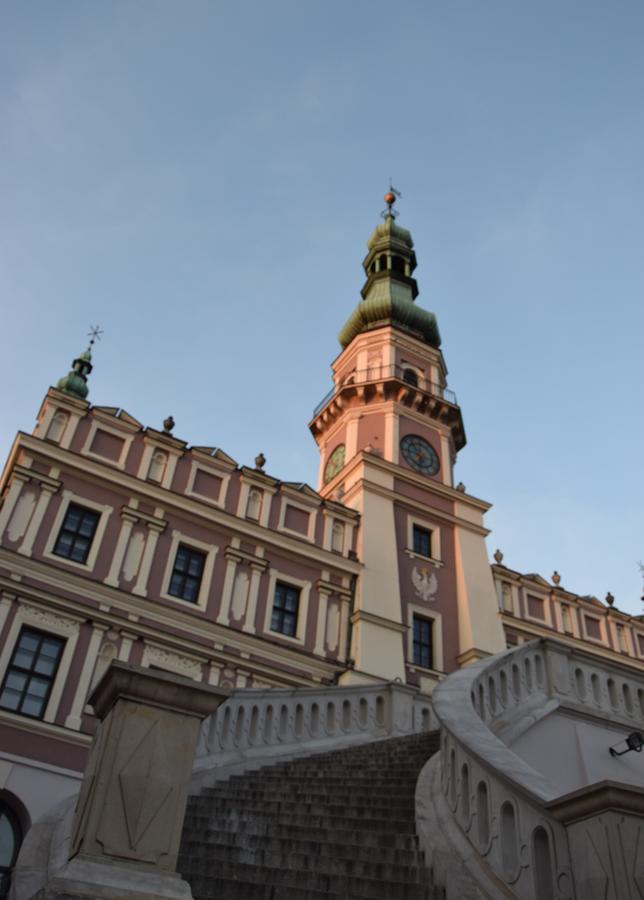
1;1;643;615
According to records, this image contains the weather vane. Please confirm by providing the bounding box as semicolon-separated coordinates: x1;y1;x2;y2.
88;325;104;347
381;183;402;219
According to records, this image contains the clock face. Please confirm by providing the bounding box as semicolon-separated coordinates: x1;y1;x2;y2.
324;444;346;483
400;434;440;476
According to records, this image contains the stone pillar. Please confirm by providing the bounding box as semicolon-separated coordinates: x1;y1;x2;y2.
18;482;58;557
46;662;228;899
104;510;138;587
132;522;164;597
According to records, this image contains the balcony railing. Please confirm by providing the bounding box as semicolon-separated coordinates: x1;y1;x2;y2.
312;365;457;418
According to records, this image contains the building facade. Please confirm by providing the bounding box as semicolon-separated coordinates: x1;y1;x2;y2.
0;196;642;893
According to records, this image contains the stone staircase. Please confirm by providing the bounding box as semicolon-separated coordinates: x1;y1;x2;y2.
179;730;441;900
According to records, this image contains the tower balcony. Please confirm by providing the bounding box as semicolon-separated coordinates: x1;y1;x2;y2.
310;364;466;451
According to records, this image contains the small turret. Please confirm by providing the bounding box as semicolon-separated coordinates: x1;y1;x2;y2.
56;326;102;400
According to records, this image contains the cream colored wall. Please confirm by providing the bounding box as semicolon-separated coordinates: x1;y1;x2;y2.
454;502;505;663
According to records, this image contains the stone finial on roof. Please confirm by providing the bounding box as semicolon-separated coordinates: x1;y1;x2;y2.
163;416;175;434
605;591;615;607
493;549;504;564
552;571;561;586
254;453;266;472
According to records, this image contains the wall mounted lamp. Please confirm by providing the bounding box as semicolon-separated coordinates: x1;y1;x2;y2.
609;731;644;757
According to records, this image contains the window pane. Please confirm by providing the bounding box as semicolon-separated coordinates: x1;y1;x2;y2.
41;640;62;661
65;507;82;530
21;696;44;717
0;688;21;711
18;633;40;653
188;556;203;577
13;649;35;669
5;673;27;692
26;678;49;698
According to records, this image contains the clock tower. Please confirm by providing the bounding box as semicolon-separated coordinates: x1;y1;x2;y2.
309;193;505;690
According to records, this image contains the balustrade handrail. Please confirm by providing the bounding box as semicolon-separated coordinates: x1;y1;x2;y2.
193;680;435;782
312;365;458;418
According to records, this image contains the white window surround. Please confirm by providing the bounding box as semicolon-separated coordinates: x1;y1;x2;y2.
159;529;218;613
580;611;607;644
406;514;442;564
558;601;578;637
498;582;515;614
136;440;181;490
263;569;312;647
523;591;553;628
612;621;631;655
37;403;83;450
278;496;318;543
43;490;113;574
0;603;81;725
322;511;355;555
185;460;231;509
406;602;443;673
237;478;276;528
634;632;644;659
81;419;134;470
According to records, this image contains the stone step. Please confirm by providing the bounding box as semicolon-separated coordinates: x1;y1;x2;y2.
180;730;440;900
179;830;421;864
184;861;431;899
180;843;425;881
184;808;416;835
181;821;420;851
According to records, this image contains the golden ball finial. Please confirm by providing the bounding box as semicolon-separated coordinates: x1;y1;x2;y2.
384;191;396;206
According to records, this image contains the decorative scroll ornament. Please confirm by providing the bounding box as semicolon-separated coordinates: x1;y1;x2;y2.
412;566;438;602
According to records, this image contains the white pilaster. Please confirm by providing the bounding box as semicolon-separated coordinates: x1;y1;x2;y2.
314;589;331;656
118;632;136;662
18;483;57;557
104;512;137;587
0;593;14;638
132;524;163;597
65;623;108;730
440;432;452;486
242;564;263;635
0;472;30;540
216;555;239;626
338;596;350;662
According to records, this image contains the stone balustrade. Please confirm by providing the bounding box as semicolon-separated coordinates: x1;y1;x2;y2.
422;638;644;900
193;681;436;786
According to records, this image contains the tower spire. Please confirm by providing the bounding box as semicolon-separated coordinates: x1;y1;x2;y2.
55;326;102;400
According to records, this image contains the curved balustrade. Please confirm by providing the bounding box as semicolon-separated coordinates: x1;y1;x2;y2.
193;681;435;786
425;638;644;900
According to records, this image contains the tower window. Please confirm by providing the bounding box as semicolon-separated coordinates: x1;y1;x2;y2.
391;255;405;274
413;616;433;669
378;253;388;272
0;627;64;719
53;503;100;565
403;368;419;387
412;525;432;558
271;582;300;637
168;545;206;603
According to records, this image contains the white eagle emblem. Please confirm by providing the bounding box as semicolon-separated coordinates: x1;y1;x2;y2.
412;566;438;602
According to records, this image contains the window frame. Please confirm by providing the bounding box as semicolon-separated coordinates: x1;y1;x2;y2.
270;581;301;638
52;503;100;566
406;514;441;563
167;544;206;604
412;524;432;559
407;603;443;673
44;491;113;573
0;604;80;726
263;570;311;646
412;615;434;670
159;530;217;612
0;627;65;720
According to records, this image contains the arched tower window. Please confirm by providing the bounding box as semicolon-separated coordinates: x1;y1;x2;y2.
0;800;22;898
403;368;418;387
378;254;388;272
46;410;69;443
391;255;405;274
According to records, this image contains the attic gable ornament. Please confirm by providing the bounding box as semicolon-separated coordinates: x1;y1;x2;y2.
412;566;438;602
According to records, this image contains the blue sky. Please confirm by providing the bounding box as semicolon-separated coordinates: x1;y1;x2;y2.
1;2;643;614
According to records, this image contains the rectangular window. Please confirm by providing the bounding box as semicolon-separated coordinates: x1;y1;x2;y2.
412;525;432;558
585;616;602;640
168;545;206;603
0;628;64;719
501;583;513;613
271;582;300;637
527;594;545;621
53;503;100;564
413;615;433;669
